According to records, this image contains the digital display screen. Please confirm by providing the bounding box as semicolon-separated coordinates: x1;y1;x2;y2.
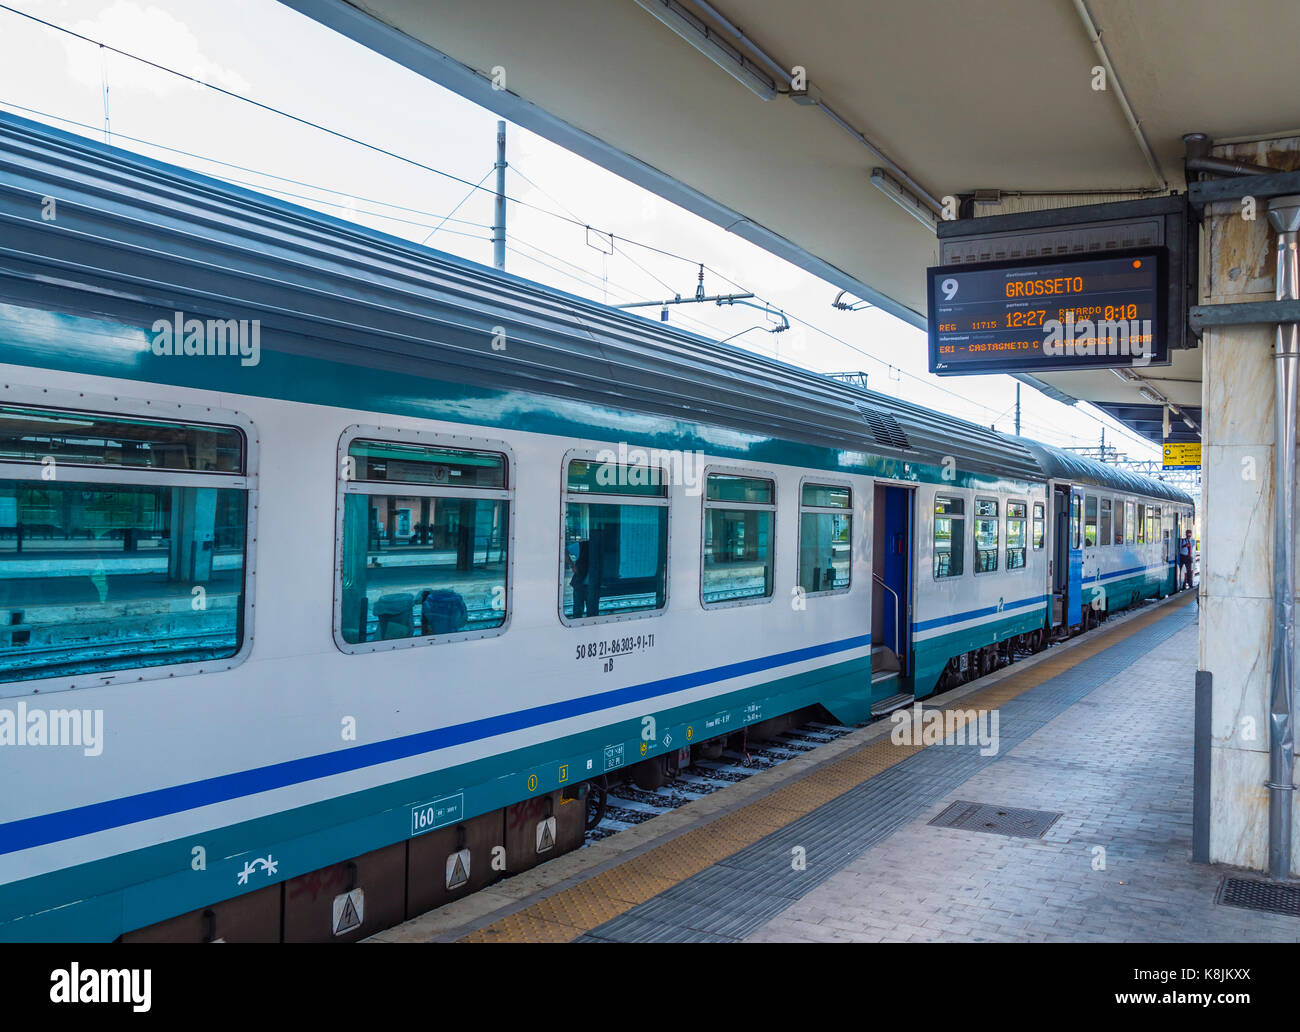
927;248;1168;376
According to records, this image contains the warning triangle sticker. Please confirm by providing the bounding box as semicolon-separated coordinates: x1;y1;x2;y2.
448;853;469;890
335;894;361;935
537;820;554;853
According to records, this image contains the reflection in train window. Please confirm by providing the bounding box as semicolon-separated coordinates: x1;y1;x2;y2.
1114;498;1125;544
1032;501;1045;550
0;406;243;472
1099;498;1112;547
563;457;668;620
1136;503;1146;544
0;406;248;682
1125;500;1137;544
1007;501;1027;569
702;473;774;606
975;498;999;573
934;495;965;579
340;440;508;645
1083;495;1097;547
798;483;851;594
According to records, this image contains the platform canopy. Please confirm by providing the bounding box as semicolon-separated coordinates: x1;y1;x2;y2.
283;0;1300;444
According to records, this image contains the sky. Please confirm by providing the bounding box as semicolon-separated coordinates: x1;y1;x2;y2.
0;0;1165;461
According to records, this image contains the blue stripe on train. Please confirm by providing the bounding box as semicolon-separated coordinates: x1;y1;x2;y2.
0;632;871;856
1090;560;1174;582
912;594;1049;633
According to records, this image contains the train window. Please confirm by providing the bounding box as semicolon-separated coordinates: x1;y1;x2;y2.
1151;507;1162;545
798;482;851;594
1070;494;1081;549
1032;502;1045;550
0;404;249;684
1136;503;1146;544
1113;498;1125;545
975;498;998;573
1006;501;1027;569
348;440;505;488
0;406;243;472
562;456;668;621
1099;498;1112;546
933;496;965;578
1125;501;1137;544
801;483;851;508
1083;495;1098;548
339;438;510;646
702;473;775;606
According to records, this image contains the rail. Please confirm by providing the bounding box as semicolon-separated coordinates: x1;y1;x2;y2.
872;572;901;659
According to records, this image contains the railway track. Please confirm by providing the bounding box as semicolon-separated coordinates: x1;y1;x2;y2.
584;721;855;843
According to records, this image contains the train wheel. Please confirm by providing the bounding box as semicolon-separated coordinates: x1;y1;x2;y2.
586;779;608;831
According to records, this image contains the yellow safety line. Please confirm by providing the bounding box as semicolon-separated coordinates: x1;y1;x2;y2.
460;593;1195;942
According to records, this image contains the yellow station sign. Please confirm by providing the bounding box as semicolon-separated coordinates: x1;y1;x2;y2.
1162;442;1201;469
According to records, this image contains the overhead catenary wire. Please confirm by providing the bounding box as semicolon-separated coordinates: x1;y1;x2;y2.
422;166;496;244
0;3;731;266
0;96;738;342
0;3;1160;457
0;99;495;232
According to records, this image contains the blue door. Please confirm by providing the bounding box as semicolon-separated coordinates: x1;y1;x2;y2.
872;483;914;678
1067;489;1083;627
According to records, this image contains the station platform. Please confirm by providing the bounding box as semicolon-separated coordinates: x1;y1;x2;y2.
372;590;1298;943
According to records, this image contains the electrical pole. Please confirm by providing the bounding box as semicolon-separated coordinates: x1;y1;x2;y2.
1014;382;1021;436
492;121;506;271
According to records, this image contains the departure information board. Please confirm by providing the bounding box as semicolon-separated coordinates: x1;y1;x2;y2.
927;248;1168;376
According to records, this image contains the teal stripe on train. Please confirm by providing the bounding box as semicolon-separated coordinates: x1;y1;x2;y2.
912;608;1048;699
0;654;869;942
0;303;1041;495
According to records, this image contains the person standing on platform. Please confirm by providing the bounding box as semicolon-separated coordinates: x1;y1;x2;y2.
1179;529;1194;590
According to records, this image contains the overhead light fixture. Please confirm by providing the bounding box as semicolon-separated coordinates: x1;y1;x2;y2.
1138;387;1163;403
631;0;778;100
870;168;938;231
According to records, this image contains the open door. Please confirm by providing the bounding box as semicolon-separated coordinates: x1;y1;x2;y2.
1052;484;1083;630
872;484;914;708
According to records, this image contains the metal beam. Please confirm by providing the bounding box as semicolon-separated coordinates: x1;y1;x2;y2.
1190;299;1300;331
1189;169;1300;206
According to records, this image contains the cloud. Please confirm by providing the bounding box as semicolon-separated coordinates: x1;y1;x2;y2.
64;1;251;97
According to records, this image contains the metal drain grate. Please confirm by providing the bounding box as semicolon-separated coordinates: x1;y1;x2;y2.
1217;877;1300;918
928;800;1062;839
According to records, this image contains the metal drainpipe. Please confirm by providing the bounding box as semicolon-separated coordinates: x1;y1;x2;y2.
1266;195;1300;880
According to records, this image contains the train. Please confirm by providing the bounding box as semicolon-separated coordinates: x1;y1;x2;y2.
0;111;1192;942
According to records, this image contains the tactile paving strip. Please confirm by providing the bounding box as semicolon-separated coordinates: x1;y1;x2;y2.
463;595;1196;943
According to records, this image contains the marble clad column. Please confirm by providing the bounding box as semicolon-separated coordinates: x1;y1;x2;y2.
1200;137;1300;875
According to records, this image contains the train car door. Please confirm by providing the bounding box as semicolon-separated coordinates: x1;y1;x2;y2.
1067;488;1083;627
872;483;914;678
1052;484;1083;629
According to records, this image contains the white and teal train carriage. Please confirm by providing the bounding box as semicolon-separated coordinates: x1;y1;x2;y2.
0;113;1192;942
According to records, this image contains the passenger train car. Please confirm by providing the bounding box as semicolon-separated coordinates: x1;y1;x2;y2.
0;113;1193;942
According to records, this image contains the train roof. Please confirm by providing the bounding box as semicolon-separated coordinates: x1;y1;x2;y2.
1016;439;1194;506
0;111;1186;502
